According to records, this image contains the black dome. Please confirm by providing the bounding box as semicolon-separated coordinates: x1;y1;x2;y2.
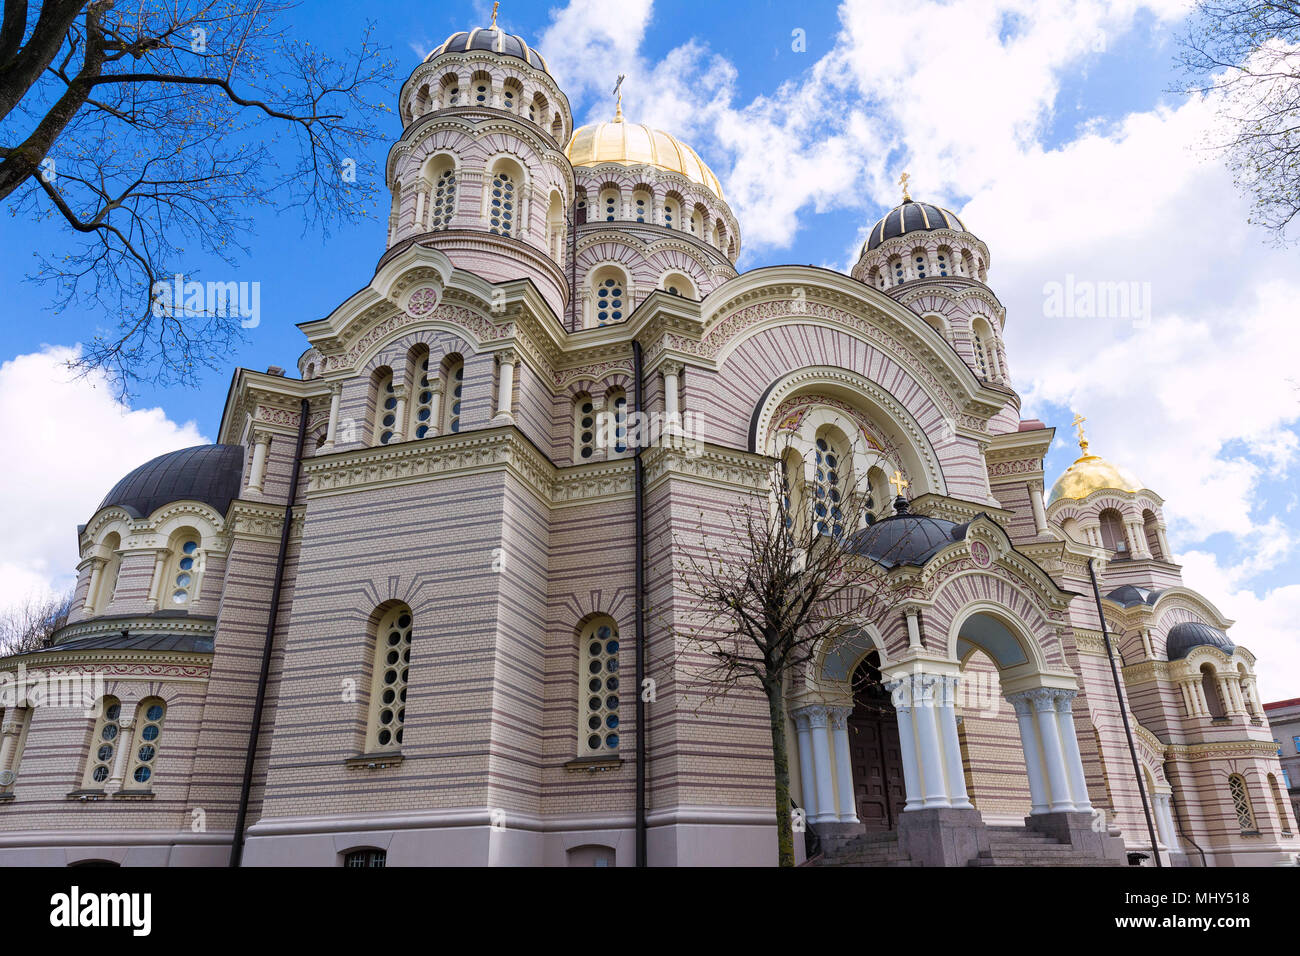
96;444;245;519
847;508;966;569
427;28;549;73
1106;584;1161;608
865;199;967;252
1165;621;1234;661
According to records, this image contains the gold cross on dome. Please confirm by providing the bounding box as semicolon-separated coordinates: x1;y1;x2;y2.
1071;413;1089;453
613;73;626;121
899;171;912;202
889;469;909;496
490;2;500;28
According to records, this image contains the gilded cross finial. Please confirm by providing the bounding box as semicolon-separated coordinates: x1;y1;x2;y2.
613;73;626;122
889;469;909;497
899;171;912;202
1071;413;1089;455
490;2;500;28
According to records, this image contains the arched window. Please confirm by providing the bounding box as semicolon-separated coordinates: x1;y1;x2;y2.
165;531;202;607
663;195;680;230
713;219;726;249
891;257;904;285
1228;774;1256;832
411;354;435;439
779;448;807;537
547;191;565;264
690;205;704;235
91;532;123;614
367;604;413;753
442;357;464;434
607;388;628;455
488;166;518;236
439;73;459;107
470;71;491;106
579;618;620;755
387;180;402;244
373;368;398;445
1268;773;1292;834
661;272;695;298
1201;664;1226;719
1098;508;1127;554
812;431;850;537
1143;509;1163;559
502;78;522;113
936;247;951;276
971;318;996;378
81;697;122;788
344;848;387;868
426;157;457;230
590;266;627;327
529;92;548;124
913;250;928;279
923;314;946;337
633;188;651;222
575;188;588;225
574;395;596;461
126;698;166;787
600;187;619;222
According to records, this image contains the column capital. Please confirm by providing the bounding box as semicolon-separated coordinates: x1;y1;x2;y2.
660;359;684;378
826;705;852;729
391;382;409;400
496;348;519;367
795;703;829;729
1050;688;1078;712
251;428;274;446
328;382;343;397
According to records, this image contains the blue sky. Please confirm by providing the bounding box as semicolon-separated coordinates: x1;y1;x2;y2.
2;0;1297;695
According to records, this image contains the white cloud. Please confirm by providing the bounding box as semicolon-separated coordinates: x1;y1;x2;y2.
0;346;207;611
561;0;1299;665
1178;549;1300;703
536;0;655;107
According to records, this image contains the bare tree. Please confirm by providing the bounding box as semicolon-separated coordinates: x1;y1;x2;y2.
0;1;396;389
674;450;913;867
0;588;74;657
1179;1;1300;238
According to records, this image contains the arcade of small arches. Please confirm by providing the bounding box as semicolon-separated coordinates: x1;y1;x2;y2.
789;608;1094;832
402;64;571;145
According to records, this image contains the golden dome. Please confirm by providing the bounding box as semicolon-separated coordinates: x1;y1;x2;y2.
565;117;724;200
1046;419;1143;505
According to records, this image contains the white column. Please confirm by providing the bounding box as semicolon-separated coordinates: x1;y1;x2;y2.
322;384;342;450
494;350;517;423
661;360;682;421
1155;523;1171;560
105;715;133;793
146;550;167;608
1178;681;1195;717
888;679;924;811
792;709;818;820
1053;690;1093;813
246;429;271;495
390;384;408;443
427;383;443;438
0;712;23;783
1032;689;1075;812
911;676;951;809
84;559;104;614
806;706;837;824
1153;794;1177;850
828;706;858;823
1028;480;1048;535
1009;693;1050;814
904;608;922;650
937;676;972;809
1226;678;1247;717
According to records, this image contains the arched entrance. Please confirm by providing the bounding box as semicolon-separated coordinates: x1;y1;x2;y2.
848;651;906;831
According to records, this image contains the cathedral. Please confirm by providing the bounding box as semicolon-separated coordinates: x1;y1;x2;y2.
0;16;1295;868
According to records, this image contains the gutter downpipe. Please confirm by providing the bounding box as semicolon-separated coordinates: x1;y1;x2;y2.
1087;557;1162;866
632;340;647;868
230;397;309;867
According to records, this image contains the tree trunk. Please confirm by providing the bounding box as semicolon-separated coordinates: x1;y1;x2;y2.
765;682;796;867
